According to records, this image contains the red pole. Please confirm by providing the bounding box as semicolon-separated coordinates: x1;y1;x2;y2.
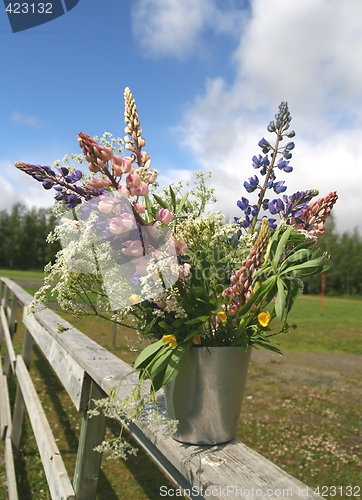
320;274;325;315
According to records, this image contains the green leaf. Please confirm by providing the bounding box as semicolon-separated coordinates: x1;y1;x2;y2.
275;278;287;322
176;191;189;215
272;226;292;270
144;194;155;220
252;341;283;355
147;348;173;379
162;347;185;386
280;256;327;276
280;248;310;268
152;194;168;209
185;315;209;326
169;185;177;213
133;340;164;370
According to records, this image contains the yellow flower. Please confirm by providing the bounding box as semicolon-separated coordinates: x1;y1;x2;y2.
217;311;227;322
258;311;271;327
128;294;139;305
162;334;177;348
193;334;201;345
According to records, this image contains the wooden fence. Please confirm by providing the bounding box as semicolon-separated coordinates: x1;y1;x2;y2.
0;277;321;499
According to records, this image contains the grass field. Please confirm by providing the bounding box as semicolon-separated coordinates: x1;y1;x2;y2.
0;271;361;498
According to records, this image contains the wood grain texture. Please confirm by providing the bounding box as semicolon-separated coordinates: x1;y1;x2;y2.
16;355;76;500
23;310;91;411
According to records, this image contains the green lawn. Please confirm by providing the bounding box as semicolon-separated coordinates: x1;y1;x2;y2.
272;294;362;355
0;269;44;280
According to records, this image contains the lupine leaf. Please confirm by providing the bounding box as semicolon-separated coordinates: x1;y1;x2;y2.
272;226;293;270
275;278;287;322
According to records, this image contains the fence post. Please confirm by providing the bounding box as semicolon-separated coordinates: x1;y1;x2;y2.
73;381;107;500
11;328;34;453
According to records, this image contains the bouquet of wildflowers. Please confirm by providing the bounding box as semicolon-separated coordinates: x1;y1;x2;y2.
17;90;337;397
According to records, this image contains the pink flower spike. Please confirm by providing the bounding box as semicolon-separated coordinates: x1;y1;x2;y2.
156;208;174;225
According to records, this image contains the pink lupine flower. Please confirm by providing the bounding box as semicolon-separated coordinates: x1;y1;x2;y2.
130;182;149;197
147;171;158;184
98;198;115;214
156;208;174;225
122;240;144;257
118;185;130;198
112;164;123;177
90;178;110;189
174;238;188;255
122;157;133;173
88;162;101;173
133;202;146;214
126;173;141;187
99;146;113;162
179;263;191;277
109;214;134;234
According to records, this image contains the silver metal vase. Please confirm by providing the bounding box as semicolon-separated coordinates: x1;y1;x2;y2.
164;346;252;445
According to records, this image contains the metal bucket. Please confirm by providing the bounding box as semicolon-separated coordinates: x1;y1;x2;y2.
164;346;252;445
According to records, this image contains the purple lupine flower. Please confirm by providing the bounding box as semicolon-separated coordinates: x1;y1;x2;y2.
258;137;272;153
252;155;262;169
237;197;249;211
244;175;259;193
273;181;287;194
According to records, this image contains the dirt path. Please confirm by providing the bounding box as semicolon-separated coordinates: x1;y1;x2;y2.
251;349;362;392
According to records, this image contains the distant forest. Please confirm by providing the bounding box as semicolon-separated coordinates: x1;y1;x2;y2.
0;204;361;296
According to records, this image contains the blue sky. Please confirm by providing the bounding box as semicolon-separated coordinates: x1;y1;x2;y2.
1;0;361;234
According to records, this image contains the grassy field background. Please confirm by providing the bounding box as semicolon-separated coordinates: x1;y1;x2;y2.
0;270;361;499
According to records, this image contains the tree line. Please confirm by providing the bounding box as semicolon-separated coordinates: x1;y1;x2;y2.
0;204;60;269
0;205;361;296
303;215;362;296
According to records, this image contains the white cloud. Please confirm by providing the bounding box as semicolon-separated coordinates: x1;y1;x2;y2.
11;111;42;128
0;159;57;213
131;0;247;59
172;0;362;233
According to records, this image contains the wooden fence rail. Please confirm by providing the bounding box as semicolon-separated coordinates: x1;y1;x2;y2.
0;277;321;499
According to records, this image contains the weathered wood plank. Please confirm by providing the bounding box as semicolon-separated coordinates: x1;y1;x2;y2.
0;278;33;307
1;307;16;374
73;382;107;500
11;329;34;452
130;414;322;500
30;307;138;391
5;436;19;500
16;355;76;500
0;374;11;440
0;354;12;440
23;310;91;411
